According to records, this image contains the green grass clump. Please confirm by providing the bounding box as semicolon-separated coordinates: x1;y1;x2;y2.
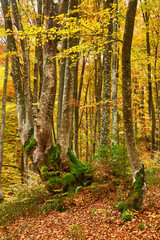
138;223;144;230
122;209;134;221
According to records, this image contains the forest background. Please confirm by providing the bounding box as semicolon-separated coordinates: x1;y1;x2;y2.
0;0;160;234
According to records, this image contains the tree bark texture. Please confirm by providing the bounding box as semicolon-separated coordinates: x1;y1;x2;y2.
1;0;92;193
122;0;145;210
57;0;79;170
141;1;156;159
1;0;27;145
33;0;43;103
33;0;58;168
111;0;118;146
100;0;113;148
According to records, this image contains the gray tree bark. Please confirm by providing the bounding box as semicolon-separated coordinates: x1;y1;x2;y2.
33;0;43;103
1;0;26;145
57;0;79;170
100;0;113;148
122;0;145;211
33;0;58;168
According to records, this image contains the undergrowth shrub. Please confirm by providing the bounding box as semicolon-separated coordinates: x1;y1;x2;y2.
93;144;132;184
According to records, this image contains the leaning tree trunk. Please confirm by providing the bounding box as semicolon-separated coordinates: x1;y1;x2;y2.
121;0;145;211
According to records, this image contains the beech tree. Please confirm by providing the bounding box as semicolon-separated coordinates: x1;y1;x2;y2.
1;0;92;193
121;0;145;211
100;0;113;148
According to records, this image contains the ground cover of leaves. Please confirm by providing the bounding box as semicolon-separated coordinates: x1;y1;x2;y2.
0;184;159;240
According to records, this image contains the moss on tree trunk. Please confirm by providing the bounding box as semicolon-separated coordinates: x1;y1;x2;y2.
125;164;145;210
40;145;93;193
118;164;145;219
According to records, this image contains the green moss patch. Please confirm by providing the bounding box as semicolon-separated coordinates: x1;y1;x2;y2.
117;165;145;221
125;164;145;211
24;129;37;154
40;146;93;193
67;148;93;185
122;209;134;221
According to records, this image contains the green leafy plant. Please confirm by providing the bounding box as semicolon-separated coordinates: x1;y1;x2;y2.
122;209;134;221
93;144;131;183
138;223;144;230
41;192;68;213
91;209;96;214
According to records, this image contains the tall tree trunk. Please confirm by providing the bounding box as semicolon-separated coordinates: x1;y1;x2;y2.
57;0;79;170
11;0;33;133
95;53;102;148
57;1;69;138
73;61;79;157
140;0;156;159
122;0;145;211
100;0;113;148
57;38;67;139
1;0;26;145
0;47;9;201
33;0;58;168
33;0;43;103
154;43;160;160
74;54;88;156
111;0;118;146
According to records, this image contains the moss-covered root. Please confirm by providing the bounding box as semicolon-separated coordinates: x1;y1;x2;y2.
118;165;145;213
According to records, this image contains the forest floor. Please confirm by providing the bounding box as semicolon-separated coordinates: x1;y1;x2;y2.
0;181;160;240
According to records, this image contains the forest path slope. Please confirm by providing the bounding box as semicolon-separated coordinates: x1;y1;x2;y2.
0;184;160;240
